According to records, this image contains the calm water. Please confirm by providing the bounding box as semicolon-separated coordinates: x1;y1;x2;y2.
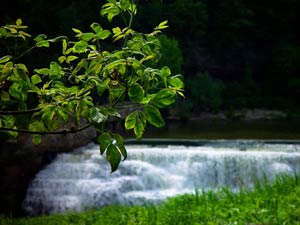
137;119;300;140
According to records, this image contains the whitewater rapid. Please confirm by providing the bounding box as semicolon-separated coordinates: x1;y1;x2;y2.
22;141;300;215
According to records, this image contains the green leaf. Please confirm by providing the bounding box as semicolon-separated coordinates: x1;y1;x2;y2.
110;88;125;101
103;59;127;71
29;120;45;132
6;128;18;139
72;28;82;34
49;62;63;80
42;106;56;129
66;55;78;64
128;3;137;15
36;40;49;48
96;81;108;96
152;88;176;108
97;132;111;154
9;82;27;101
12;67;27;81
0;27;8;36
139;111;147;127
89;108;108;125
31;74;42;85
32;134;42;146
168;75;184;89
106;108;121;118
144;105;165;128
160;66;171;78
30;85;41;95
16;18;22;26
62;39;67;55
112;27;122;36
16;63;28;72
125;111;137;130
36;68;50;75
90;22;102;33
120;0;130;9
134;116;145;140
113;133;127;160
97;30;111;40
156;20;169;30
19;31;31;39
34;34;47;42
80;32;95;41
0;55;12;64
73;40;89;53
128;83;144;103
1;91;10;102
106;143;121;172
57;109;69;123
58;56;66;64
101;3;120;22
51;62;61;72
141;94;155;104
2;115;15;127
1;64;13;81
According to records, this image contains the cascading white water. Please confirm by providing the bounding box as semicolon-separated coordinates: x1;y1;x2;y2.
22;141;300;216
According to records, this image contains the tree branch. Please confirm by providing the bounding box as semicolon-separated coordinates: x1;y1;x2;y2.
0;123;92;135
0;108;41;115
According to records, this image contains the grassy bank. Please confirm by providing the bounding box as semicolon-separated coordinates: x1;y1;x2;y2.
1;175;300;225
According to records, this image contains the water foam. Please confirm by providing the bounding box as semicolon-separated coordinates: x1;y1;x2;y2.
23;141;300;215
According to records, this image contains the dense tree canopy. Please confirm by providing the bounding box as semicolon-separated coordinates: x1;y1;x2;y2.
0;0;300;116
0;0;299;112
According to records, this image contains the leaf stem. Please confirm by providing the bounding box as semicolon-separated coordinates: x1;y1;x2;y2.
14;45;36;61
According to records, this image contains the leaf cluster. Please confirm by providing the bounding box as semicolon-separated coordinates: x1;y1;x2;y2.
0;0;184;172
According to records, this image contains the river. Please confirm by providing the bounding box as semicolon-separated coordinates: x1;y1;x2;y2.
23;139;300;216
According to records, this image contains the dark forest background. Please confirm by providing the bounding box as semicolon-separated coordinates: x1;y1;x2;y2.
1;0;300;117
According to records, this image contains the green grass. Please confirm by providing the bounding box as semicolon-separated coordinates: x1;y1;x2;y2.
2;175;300;225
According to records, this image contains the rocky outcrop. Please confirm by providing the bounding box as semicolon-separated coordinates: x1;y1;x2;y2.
0;126;97;217
16;125;97;152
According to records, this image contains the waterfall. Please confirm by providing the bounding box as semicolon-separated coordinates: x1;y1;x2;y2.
22;141;300;216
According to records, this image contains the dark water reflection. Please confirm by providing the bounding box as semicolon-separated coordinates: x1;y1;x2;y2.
136;119;300;140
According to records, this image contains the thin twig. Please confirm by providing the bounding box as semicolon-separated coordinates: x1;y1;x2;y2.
0;108;41;115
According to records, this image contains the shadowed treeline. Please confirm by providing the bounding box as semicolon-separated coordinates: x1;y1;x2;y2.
1;0;300;114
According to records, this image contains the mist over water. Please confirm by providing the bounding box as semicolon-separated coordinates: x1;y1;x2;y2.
23;141;300;216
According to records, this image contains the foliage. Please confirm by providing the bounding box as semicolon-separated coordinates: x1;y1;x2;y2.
271;45;300;99
0;0;184;172
169;99;193;120
2;174;300;224
150;34;183;75
0;0;300;108
187;72;224;111
2;0;300;111
137;0;300;110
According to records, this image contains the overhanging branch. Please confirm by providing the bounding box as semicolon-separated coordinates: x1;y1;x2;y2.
0;108;41;115
0;123;92;135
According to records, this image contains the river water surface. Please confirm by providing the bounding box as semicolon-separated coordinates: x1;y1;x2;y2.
138;119;300;139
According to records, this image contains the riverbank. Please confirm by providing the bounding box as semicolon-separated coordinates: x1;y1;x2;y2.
170;108;299;121
141;118;300;140
0;125;97;217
